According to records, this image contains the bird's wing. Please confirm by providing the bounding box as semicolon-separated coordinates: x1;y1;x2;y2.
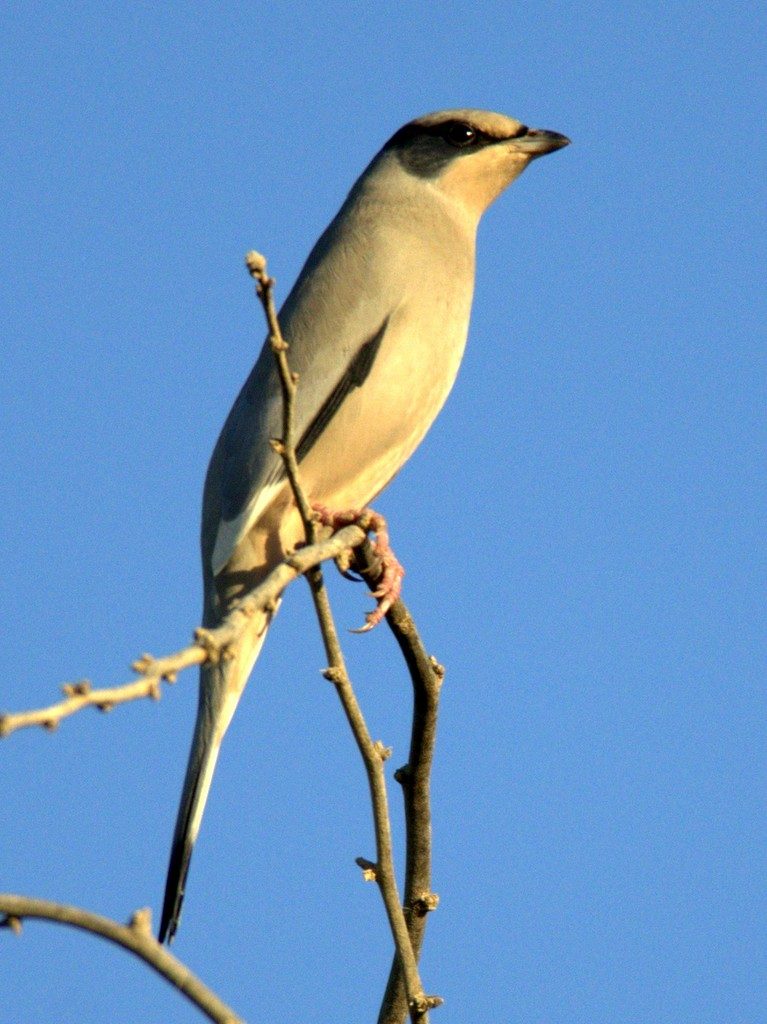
206;227;396;575
294;317;388;463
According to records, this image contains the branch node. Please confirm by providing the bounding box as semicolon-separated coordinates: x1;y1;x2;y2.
61;679;92;697
128;906;153;936
416;993;444;1011
393;763;411;785
322;666;344;685
0;915;22;935
244;249;267;277
355;857;378;882
269;437;286;456
131;653;156;675
429;655;446;680
43;718;59;732
146;679;163;701
374;740;393;761
410;891;440;916
193;627;224;663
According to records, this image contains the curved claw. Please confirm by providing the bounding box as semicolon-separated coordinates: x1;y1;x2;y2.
350;589;399;633
352;559;404;632
312;502;405;633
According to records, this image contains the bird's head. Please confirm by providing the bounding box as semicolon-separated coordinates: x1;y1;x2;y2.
380;109;569;220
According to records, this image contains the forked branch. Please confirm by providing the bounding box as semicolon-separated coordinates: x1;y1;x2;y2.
2;251;446;1024
247;253;442;1022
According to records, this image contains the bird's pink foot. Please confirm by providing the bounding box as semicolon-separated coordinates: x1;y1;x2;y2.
312;504;405;632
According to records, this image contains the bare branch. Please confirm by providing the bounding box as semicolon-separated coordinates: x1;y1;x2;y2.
316;580;441;1022
0;895;242;1024
340;538;445;1024
248;253;439;1022
0;676;169;737
3;250;446;1024
245;250;317;540
0;523;366;739
377;583;444;1019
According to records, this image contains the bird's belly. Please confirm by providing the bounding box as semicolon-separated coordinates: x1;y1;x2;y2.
218;280;473;592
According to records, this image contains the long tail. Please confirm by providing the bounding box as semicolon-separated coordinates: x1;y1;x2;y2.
158;616;270;943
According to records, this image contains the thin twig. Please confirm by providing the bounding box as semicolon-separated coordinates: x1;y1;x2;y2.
365;552;444;1023
0;524;366;739
245;250;316;539
0;895;242;1024
247;253;439;1022
346;540;445;1024
316;590;434;1023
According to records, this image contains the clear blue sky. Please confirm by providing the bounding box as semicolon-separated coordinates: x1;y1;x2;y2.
2;3;764;1022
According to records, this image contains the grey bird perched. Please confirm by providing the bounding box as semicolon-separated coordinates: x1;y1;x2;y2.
159;108;569;943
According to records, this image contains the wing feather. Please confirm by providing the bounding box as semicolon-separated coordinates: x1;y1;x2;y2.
205;205;395;574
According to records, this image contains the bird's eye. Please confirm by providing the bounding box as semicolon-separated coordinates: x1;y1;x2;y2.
444;122;477;148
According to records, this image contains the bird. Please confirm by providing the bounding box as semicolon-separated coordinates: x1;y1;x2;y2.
159;108;569;943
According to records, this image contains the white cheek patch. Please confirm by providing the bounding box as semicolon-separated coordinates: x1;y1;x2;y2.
211;480;283;576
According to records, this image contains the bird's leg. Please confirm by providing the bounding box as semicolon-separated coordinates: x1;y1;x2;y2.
312;504;405;632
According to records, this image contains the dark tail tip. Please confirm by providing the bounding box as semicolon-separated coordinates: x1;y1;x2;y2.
158;837;194;944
